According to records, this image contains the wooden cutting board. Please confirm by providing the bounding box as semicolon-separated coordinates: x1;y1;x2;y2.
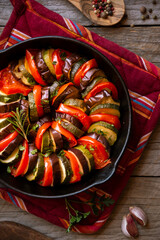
68;0;125;26
0;221;52;240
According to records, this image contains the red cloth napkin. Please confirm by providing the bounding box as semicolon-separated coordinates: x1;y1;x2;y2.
1;0;160;234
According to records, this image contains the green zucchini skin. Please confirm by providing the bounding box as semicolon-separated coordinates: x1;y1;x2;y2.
0;99;21;113
0;92;21;103
70;58;87;82
60;120;84;138
28;92;39;122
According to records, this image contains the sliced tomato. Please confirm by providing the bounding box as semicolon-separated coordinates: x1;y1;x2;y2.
52;49;71;80
33;85;44;117
0;131;18;152
11;140;29;177
64;150;81;183
51;121;77;147
35;122;52;150
73;59;98;86
78;136;111;169
90;114;121;130
84;82;118;102
38;157;53;186
56;103;91;131
25;49;47;86
0;67;31;96
52;82;73;105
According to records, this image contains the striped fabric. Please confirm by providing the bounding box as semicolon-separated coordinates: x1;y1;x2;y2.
0;0;160;234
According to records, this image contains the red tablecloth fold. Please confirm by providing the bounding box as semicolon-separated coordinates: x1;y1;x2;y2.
0;0;160;234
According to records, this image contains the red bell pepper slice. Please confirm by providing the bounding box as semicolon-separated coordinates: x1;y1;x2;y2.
25;49;47;86
64;150;81;184
52;49;71;80
11;140;29;177
90;114;121;130
0;112;13;119
73;59;98;86
52;82;73;105
0;67;31;96
0;131;18;152
38;157;53;187
56;103;91;131
35;122;52;150
84;82;118;102
78;136;111;169
51;121;77;147
33;85;44;117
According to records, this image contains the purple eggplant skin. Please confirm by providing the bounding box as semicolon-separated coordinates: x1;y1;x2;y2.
0;124;14;141
26;143;38;174
85;89;111;109
34;50;55;85
0;134;24;160
86;132;111;154
68;148;89;175
55;112;83;129
49;128;63;152
52;85;80;109
0;99;21;113
80;68;106;91
49;153;61;186
63;54;81;80
20;99;30;126
41;87;50;114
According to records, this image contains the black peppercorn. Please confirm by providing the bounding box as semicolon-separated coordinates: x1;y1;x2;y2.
152;0;157;4
140;6;147;14
108;11;113;16
149;8;153;13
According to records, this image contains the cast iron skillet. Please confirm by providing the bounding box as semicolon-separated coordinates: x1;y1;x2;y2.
0;36;132;198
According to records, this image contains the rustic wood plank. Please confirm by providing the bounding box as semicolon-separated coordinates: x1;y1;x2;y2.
0;177;159;239
1;0;160;27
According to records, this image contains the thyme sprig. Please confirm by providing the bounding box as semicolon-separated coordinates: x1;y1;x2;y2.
7;107;30;142
65;192;114;232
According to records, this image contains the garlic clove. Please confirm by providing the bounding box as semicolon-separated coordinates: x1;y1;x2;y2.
121;213;139;238
129;206;147;226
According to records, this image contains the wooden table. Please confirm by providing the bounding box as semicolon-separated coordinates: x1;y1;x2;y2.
0;0;160;239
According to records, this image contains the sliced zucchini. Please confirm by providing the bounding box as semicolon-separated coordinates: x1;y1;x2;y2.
88;122;118;146
90;103;120;117
70;58;87;82
58;155;72;184
0;99;21;113
42;49;56;76
41;130;51;153
26;153;45;181
82;77;108;98
28;92;39;122
19;58;36;86
63;98;87;112
60;120;84;138
0;118;11;129
0;91;21;103
75;145;95;172
0;147;22;165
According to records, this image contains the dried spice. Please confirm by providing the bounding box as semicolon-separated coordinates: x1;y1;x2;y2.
91;0;114;19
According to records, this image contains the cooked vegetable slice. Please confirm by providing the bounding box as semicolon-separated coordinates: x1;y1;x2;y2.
33;85;44;118
85;89;111;109
38;156;53;186
42;49;56;76
35;122;52;150
49;153;61;186
0;99;21;113
41;130;50;154
90;113;121;130
70;58;87;82
41;87;50;114
0;147;22;165
55;112;83;129
90;103;120;117
49;128;63;153
18;58;36;86
0;91;21;103
0;123;14;141
0;131;18;152
60;120;84;138
63;54;81;80
28;92;39;122
63;98;87;112
58;154;72;184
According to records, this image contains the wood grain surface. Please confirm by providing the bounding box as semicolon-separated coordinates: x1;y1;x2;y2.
68;0;125;26
0;0;160;239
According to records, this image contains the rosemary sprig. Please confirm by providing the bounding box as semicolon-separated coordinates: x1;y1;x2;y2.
7;107;30;142
65;192;114;232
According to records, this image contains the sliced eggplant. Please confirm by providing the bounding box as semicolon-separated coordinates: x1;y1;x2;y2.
49;81;60;101
0;123;14;141
35;50;54;85
0;91;21;103
49;128;63;152
55;112;83;129
0;134;23;160
0;147;22;165
68;148;89;175
80;68;106;91
74;145;95;172
63;98;87;112
58;155;72;184
28;92;39;122
20;99;30;126
0;99;21;113
26;153;45;181
86;132;110;154
70;57;87;82
63;54;81;80
49;153;61;186
52;84;80;109
27;143;39;174
60;120;84;138
41;87;50;114
86;89;111;109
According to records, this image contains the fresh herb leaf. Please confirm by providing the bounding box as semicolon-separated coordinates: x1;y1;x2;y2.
52;61;57;65
7;166;11;173
58;150;65;156
19;145;25;151
60;52;67;61
89;145;94;151
32;124;39;131
31;149;38;155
